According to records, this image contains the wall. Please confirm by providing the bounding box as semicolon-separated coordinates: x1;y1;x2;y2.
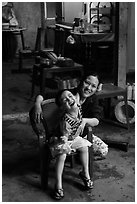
11;2;135;74
63;2;83;23
13;2;41;50
127;2;135;72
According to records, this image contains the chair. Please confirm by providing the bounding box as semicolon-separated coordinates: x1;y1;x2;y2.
29;98;93;190
53;28;66;57
31;62;83;97
18;27;53;72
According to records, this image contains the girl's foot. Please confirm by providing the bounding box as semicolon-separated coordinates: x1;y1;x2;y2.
79;171;93;189
53;188;64;200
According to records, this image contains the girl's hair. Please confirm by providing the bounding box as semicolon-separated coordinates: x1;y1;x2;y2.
78;71;100;89
55;89;70;107
55;72;100;106
82;71;100;82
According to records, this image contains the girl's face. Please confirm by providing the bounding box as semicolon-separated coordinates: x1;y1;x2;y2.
60;90;77;112
81;75;99;98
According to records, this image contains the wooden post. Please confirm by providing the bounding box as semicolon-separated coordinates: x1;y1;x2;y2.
40;3;46;50
117;3;128;88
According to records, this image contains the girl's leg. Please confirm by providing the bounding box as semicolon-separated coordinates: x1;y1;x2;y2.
78;146;93;189
55;153;66;189
79;146;90;179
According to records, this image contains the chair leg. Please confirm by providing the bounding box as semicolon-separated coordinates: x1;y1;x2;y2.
89;144;94;180
70;155;75;168
19;51;23;71
124;94;130;131
40;144;51;190
31;64;40;97
31;65;35;97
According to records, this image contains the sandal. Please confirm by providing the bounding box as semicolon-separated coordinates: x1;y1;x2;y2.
79;171;93;189
53;188;64;200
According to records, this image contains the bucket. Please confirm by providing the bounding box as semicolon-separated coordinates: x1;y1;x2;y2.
114;101;135;124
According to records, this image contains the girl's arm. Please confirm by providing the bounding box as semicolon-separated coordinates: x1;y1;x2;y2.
60;119;72;141
83;118;99;127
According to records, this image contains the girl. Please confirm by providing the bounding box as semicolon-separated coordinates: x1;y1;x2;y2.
52;89;93;199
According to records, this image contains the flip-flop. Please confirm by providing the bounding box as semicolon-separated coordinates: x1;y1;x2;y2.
79;171;93;189
53;188;64;200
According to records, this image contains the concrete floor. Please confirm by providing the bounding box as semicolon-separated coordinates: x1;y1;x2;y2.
2;59;135;202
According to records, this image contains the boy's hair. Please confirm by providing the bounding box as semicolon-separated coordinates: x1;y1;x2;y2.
55;89;70;107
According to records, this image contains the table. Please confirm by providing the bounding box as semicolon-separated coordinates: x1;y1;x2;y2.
31;62;83;97
96;83;130;130
96;83;130;151
70;31;115;43
2;27;26;60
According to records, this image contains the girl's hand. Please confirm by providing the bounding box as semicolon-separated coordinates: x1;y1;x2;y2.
60;136;68;143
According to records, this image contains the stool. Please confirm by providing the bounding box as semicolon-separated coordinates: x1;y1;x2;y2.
96;83;130;130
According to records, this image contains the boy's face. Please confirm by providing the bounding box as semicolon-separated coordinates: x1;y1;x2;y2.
81;75;99;98
60;90;77;112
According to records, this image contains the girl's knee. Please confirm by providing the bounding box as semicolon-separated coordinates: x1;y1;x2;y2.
58;153;67;161
79;146;88;153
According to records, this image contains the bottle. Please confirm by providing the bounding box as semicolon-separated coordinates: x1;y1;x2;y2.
66;79;71;89
127;83;132;100
63;80;67;89
132;83;135;101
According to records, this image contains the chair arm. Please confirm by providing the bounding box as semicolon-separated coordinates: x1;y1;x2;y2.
36;121;47;145
29;107;47;145
86;125;93;143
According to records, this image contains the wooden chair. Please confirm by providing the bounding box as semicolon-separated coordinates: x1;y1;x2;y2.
31;62;83;97
18;27;53;72
29;98;93;190
53;28;66;57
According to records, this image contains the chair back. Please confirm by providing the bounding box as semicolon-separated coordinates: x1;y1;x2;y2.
41;98;61;139
54;28;66;56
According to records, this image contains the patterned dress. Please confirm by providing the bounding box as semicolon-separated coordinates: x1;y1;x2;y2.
50;104;92;157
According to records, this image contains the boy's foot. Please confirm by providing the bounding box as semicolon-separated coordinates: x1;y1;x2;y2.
79;171;93;189
53;188;64;200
